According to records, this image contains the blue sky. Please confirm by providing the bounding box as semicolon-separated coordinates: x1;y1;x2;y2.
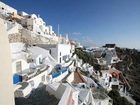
1;0;140;49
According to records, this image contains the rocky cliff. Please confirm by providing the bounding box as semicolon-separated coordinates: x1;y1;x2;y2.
115;47;140;103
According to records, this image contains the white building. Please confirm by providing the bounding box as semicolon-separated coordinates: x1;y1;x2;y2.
10;43;29;74
18;11;28;17
104;48;120;65
12;45;55;97
20;13;55;36
46;83;79;105
14;64;51;97
0;1;57;37
0;1;17;17
0;1;69;46
98;69;125;92
37;44;72;64
10;43;57;73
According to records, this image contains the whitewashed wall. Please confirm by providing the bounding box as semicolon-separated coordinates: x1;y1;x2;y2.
66;72;74;83
0;1;17;14
27;70;48;88
57;44;71;64
35;55;43;65
50;47;58;63
12;59;29;74
58;86;72;105
10;43;25;53
0;18;15;105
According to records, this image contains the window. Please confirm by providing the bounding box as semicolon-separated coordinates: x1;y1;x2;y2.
60;57;61;63
28;16;31;18
41;75;45;82
46;76;50;81
60;52;61;56
16;61;22;73
112;85;119;90
49;50;51;54
27;59;33;63
67;55;70;59
39;57;42;64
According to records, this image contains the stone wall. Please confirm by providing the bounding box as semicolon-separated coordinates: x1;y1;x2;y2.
8;33;59;45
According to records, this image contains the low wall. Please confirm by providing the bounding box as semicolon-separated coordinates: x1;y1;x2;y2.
58;86;72;105
51;70;69;82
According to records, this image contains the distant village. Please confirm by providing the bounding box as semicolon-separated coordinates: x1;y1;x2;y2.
0;1;136;105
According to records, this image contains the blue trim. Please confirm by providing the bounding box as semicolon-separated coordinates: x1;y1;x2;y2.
52;67;68;78
52;72;61;78
13;74;22;84
61;68;67;73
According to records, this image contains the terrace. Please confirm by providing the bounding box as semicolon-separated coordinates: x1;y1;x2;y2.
19;64;49;81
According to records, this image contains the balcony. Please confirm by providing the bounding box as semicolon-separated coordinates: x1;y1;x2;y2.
20;64;50;81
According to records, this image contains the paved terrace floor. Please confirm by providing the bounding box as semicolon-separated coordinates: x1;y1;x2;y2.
15;85;59;105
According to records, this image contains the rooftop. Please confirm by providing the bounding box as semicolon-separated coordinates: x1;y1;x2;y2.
72;70;87;84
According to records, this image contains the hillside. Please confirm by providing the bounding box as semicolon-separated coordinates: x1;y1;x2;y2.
115;47;140;103
74;48;98;66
